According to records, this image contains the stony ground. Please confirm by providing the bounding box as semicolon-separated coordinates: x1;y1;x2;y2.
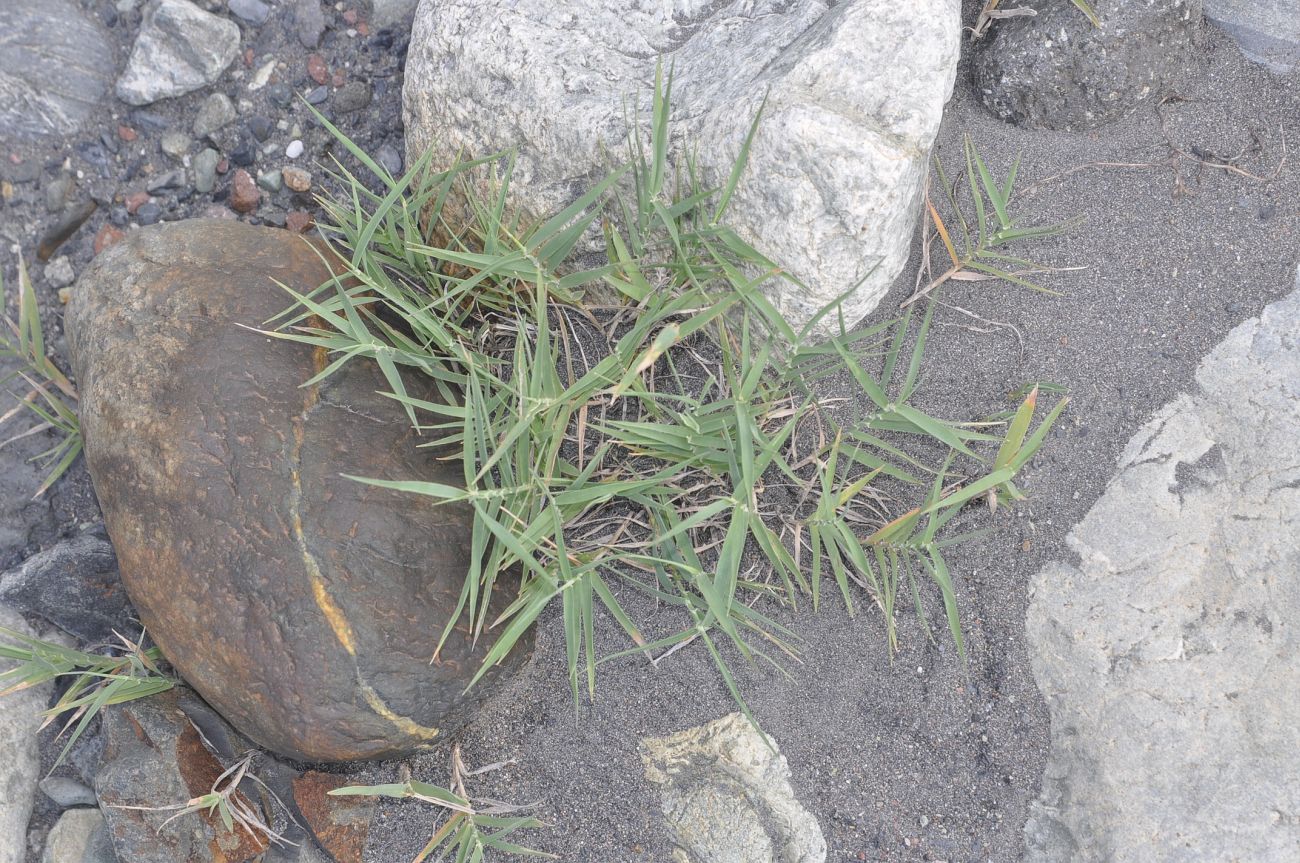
2;1;1299;862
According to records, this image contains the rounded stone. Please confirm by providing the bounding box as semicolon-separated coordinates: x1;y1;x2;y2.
970;0;1204;131
65;221;530;761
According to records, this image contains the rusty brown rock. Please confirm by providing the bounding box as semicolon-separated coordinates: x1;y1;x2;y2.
292;771;375;863
228;168;260;213
93;223;125;255
96;688;268;863
66;220;529;761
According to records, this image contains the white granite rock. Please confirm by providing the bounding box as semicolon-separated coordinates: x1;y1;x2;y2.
116;0;241;106
403;0;960;340
1024;271;1300;861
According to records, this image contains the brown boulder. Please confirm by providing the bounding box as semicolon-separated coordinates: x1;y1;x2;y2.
66;220;528;761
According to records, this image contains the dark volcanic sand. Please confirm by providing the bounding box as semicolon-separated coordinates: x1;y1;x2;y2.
355;18;1300;863
2;5;1297;863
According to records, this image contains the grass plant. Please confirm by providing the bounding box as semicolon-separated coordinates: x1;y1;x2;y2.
0;627;173;768
0;254;81;495
331;746;551;862
269;65;1070;725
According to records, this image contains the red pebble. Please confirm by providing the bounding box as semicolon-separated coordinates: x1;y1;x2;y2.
306;53;329;85
342;8;358;24
118;125;137;142
94;224;126;255
331;71;346;88
228;169;261;214
216;158;229;174
124;191;150;215
285;211;314;234
244;48;255;67
357;21;368;36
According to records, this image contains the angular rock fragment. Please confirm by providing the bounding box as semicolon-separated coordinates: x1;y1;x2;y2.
116;0;241;106
642;713;826;863
403;0;961;339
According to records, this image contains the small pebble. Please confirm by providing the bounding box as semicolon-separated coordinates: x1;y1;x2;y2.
282;167;312;193
145;170;185;193
228;0;271;24
58;287;72;305
376;143;402;176
305;85;329;105
285;210;314;233
136;201;162;225
44;256;76;289
160;131;191;159
109;205;129;226
117;125;137;142
44;174;74;214
257;169;283;192
124;190;150;214
333;80;372;114
248;115;273;142
248;59;277;91
228;138;257;167
294;0;325;48
193;149;220;194
285;139;304;159
193;93;237;139
307;53;329;85
229;169;261;213
266;81;293;108
39;776;97;808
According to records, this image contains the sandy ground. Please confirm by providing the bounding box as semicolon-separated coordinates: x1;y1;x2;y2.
2;4;1297;862
355;15;1300;863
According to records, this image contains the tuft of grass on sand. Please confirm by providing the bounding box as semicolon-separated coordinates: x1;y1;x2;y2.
268;62;1072;727
0;253;82;496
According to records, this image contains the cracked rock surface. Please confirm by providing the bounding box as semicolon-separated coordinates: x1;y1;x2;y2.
403;0;960;340
1024;271;1300;861
64;220;530;762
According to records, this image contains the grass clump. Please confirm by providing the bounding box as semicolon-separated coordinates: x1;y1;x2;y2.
271;68;1069;722
0;254;81;496
0;627;173;768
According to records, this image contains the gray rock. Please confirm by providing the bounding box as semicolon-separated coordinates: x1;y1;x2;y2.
256;168;283;192
79;822;117;863
403;0;961;340
193;148;220;193
145;169;185;193
136;201;163;226
45;257;76;289
41;808;104;863
642;713;826;863
333;80;372;114
116;0;241;106
96;688;269;863
0;0;115;140
192;92;236;139
38;777;98;809
293;0;325;48
0;529;137;644
370;0;418;28
1204;0;1300;73
971;0;1203;131
227;0;270;25
45;174;75;215
376;142;402;177
0;605;49;863
1024;271;1300;861
160;131;191;158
